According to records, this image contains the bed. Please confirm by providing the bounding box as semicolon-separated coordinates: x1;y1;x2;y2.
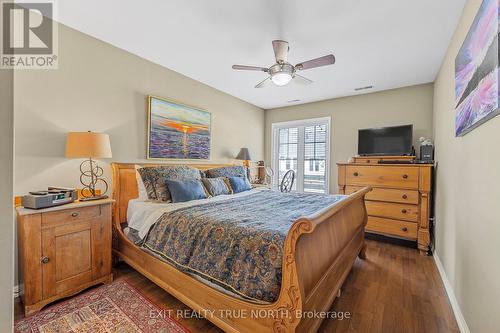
111;162;370;333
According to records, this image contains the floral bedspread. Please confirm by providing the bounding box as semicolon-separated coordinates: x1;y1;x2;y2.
142;189;345;303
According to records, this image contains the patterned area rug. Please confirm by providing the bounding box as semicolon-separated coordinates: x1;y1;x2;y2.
15;280;191;333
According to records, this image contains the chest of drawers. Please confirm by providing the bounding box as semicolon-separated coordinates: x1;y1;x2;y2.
338;162;433;254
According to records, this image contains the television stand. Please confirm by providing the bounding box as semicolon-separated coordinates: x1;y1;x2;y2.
352;155;416;164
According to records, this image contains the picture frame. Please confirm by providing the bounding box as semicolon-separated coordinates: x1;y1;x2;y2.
147;95;211;160
455;0;500;137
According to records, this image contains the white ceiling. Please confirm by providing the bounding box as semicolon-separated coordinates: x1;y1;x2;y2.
57;0;466;109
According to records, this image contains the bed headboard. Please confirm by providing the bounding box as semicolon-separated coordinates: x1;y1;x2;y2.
111;162;234;224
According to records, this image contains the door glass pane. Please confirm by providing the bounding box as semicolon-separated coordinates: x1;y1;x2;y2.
277;127;298;191
304;125;327;193
275;122;328;193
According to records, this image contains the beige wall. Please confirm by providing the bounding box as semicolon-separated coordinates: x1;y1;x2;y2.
433;0;500;332
14;23;265;196
0;69;14;329
13;23;264;285
265;84;434;193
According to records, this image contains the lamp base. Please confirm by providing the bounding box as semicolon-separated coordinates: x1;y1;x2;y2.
79;195;109;202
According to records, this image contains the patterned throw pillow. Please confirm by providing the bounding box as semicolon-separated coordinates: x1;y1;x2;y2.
205;166;248;179
201;177;231;196
137;166;201;202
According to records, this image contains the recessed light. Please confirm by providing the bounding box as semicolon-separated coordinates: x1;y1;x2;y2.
354;85;374;91
287;99;301;103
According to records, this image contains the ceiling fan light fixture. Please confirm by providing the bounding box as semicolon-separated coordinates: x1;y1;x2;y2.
232;40;335;88
271;72;293;86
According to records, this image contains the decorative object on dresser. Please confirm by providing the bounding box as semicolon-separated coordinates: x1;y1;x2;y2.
419;137;434;162
147;95;211;159
14;280;190;333
338;157;433;255
65;131;112;201
17;199;114;315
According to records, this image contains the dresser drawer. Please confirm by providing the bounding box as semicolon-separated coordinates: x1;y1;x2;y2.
365;201;418;222
42;205;102;227
345;165;419;189
366;216;417;240
345;186;419;204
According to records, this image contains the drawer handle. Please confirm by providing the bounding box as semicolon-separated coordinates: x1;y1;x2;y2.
402;194;408;199
353;172;359;177
71;212;79;217
41;256;50;264
401;227;408;232
402;174;408;179
401;209;408;214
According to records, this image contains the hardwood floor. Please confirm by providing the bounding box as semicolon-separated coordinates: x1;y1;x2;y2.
15;240;459;333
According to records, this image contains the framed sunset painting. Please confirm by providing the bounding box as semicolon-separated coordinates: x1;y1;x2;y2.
147;96;211;159
455;0;500;136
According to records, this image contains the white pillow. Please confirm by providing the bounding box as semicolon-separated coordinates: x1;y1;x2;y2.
135;165;148;200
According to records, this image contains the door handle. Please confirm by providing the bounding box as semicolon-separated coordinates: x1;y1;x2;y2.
41;256;50;264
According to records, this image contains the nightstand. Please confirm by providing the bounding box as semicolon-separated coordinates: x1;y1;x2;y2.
17;199;114;315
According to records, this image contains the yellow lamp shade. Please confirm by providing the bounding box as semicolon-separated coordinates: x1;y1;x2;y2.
65;132;112;159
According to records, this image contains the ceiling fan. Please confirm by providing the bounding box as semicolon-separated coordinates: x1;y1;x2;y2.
232;40;335;88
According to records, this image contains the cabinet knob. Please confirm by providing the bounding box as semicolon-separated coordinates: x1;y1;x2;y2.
402;194;408;199
402;227;408;232
401;209;408;214
41;256;50;264
353;172;359;177
71;212;79;217
402;174;408;179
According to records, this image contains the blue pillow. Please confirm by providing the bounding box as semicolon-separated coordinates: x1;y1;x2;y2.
228;176;252;194
165;179;207;203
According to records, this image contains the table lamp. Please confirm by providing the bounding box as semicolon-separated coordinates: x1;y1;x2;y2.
65;131;112;201
236;148;251;168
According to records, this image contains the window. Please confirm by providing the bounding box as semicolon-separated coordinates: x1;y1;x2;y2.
272;117;330;193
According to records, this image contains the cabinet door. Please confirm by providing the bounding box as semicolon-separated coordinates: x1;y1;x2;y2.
41;220;94;298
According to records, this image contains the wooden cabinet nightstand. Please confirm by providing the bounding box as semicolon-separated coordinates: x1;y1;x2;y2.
17;199;114;315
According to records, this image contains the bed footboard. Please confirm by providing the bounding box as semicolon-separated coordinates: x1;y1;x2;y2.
276;186;370;333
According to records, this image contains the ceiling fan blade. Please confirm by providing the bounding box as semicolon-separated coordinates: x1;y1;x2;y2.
295;54;335;71
255;77;271;88
293;74;313;85
232;65;268;72
272;40;289;63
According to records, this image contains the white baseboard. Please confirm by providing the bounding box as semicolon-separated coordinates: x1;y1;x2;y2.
13;285;19;298
433;253;470;333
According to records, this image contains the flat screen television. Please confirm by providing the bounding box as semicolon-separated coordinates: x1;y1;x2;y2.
358;125;413;156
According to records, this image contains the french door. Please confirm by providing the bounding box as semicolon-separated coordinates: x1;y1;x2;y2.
271;117;330;193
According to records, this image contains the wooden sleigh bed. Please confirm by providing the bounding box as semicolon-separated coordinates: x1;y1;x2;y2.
111;162;370;333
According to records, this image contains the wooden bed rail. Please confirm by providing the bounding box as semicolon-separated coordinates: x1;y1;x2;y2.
111;162;371;333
